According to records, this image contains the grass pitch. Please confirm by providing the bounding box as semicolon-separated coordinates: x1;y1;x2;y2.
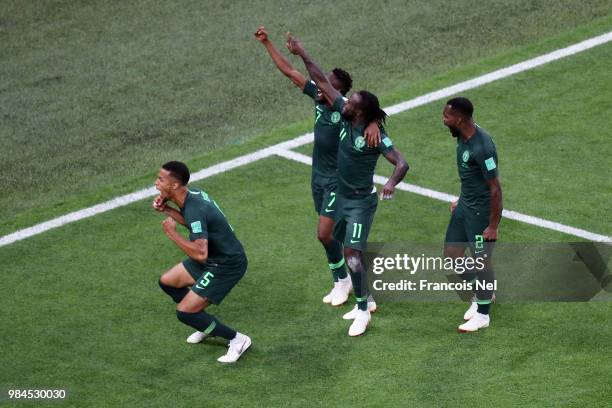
1;1;611;407
1;158;610;407
2;0;612;234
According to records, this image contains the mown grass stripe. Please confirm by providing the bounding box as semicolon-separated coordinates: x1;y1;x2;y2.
1;31;611;248
273;149;612;243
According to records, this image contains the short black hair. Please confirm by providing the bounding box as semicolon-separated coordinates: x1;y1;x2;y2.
332;68;352;96
356;90;387;124
162;161;190;185
446;97;474;118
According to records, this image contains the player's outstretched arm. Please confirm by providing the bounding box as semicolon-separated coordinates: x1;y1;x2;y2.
286;33;341;106
380;149;409;200
162;217;208;262
255;26;306;89
483;178;502;240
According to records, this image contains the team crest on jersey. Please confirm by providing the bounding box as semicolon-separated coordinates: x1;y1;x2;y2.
462;150;470;162
354;136;366;151
330;111;341;123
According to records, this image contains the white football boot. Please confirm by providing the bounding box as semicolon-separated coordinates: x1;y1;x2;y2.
348;310;371;336
342;300;377;320
463;302;478;321
331;276;352;306
458;313;490;333
464;293;496;320
186;331;207;344
217;332;252;363
322;286;335;304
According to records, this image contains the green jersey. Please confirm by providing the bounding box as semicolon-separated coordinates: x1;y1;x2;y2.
456;126;499;211
331;96;395;197
180;187;245;263
303;80;343;178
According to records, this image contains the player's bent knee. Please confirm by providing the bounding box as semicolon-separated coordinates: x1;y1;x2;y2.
176;293;209;313
444;245;464;259
317;231;333;245
161;263;195;288
159;272;174;286
176;301;198;313
346;256;362;271
344;247;360;258
160;268;184;286
176;305;193;314
344;249;363;272
317;217;334;244
159;278;171;290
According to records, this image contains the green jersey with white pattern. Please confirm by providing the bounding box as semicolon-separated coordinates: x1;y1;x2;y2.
180;187;245;263
456;126;499;212
331;96;395;197
303;80;343;178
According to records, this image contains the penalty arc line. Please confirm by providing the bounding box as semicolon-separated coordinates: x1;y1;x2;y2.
273;148;612;244
1;31;611;248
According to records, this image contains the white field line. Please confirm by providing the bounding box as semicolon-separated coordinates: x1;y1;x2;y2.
0;146;275;247
274;149;612;243
384;31;612;115
1;31;611;248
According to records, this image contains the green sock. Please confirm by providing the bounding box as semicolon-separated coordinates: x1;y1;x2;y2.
476;302;491;315
329;258;348;282
356;297;368;311
176;311;236;340
325;239;346;282
476;268;495;304
349;271;368;311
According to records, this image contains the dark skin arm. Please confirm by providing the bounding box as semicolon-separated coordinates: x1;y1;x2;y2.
162;217;208;263
286;33;340;106
286;33;380;147
380;149;409;200
483;178;502;240
153;196;186;225
255;26;306;89
364;122;381;148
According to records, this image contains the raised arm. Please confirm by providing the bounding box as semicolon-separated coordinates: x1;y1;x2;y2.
483;178;502;241
255;26;306;89
286;33;341;106
380;149;409;200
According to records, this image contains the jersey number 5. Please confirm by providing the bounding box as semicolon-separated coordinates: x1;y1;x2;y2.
199;272;215;287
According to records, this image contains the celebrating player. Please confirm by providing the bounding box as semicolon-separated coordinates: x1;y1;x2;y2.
287;34;409;336
153;161;251;363
255;26;381;308
442;97;503;332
